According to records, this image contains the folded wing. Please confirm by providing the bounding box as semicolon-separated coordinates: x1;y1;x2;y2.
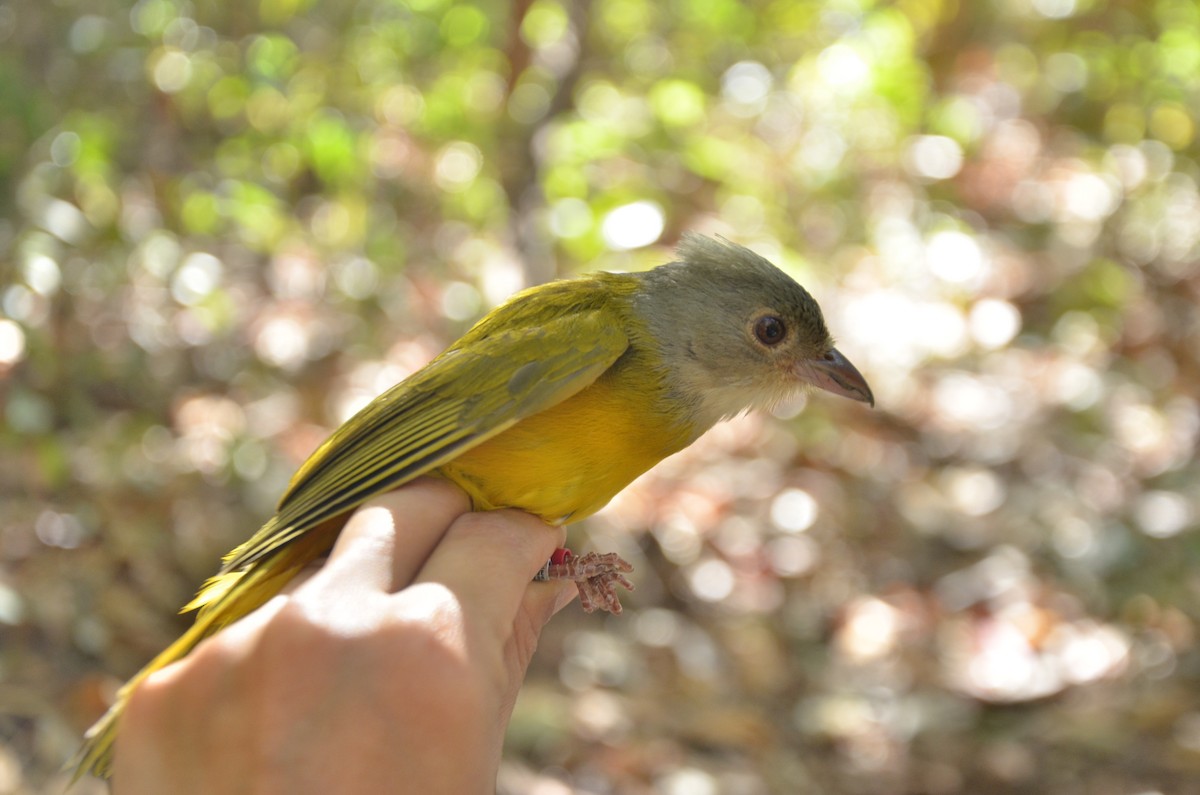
219;307;629;573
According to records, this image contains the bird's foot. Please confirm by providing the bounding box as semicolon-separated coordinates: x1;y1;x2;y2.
537;548;634;615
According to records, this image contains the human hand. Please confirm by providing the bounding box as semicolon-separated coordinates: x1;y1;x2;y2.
111;478;576;795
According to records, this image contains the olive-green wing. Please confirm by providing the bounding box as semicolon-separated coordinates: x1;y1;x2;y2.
220;310;628;573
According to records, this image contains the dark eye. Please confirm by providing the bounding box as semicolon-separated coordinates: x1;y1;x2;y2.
754;315;786;346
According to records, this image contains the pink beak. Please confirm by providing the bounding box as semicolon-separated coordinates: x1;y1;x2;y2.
796;348;874;407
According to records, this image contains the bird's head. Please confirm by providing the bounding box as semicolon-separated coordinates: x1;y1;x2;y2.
635;234;873;425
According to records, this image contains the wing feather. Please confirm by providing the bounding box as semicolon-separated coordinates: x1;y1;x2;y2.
220;309;629;572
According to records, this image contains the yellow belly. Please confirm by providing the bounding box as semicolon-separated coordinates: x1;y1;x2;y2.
436;372;693;524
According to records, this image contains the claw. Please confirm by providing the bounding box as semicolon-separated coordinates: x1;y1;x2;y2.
538;549;635;615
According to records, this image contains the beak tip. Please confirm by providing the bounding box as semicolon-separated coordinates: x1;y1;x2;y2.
801;348;875;409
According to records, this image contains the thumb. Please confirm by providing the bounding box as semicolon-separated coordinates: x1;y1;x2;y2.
496;579;576;731
513;579;576;669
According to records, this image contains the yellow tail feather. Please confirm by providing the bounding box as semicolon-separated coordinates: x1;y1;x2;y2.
69;518;344;781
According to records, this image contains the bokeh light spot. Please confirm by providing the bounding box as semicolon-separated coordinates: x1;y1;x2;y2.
926;230;986;287
171;252;223;306
906;135;963;180
50;131;81;167
767;535;819;577
770;488;818;533
35;511;86;549
0;320;26;365
1045;52;1087;93
688;558;735;603
1032;0;1076;19
434;142;483;192
969;299;1021;349
1135;491;1192;539
601;201;664;250
659;768;717;795
944;467;1006;517
837;597;901;662
22;254;61;296
1062;172;1119;222
441;281;482;322
152;49;192;93
722;61;772;115
817;43;870;91
254;315;308;369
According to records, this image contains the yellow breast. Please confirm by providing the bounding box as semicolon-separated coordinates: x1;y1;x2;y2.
436;355;694;524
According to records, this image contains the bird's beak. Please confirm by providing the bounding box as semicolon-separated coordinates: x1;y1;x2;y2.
795;348;875;407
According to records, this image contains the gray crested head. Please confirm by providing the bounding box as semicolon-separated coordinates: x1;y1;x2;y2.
631;234;871;427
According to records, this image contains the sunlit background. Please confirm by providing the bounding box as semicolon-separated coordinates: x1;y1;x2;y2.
3;0;1200;792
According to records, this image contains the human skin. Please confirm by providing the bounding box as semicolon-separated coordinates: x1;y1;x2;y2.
110;478;577;795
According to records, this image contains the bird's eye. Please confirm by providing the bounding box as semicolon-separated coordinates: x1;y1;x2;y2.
754;315;787;346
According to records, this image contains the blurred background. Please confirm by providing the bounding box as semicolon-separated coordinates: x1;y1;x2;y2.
2;0;1199;792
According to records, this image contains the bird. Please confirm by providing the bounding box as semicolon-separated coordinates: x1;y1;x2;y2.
70;233;873;780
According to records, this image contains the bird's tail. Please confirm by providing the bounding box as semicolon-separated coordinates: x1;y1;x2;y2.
68;521;341;782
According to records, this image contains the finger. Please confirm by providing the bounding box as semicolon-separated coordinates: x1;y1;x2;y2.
300;478;471;596
410;509;565;633
278;560;323;595
522;579;578;633
496;579;577;726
